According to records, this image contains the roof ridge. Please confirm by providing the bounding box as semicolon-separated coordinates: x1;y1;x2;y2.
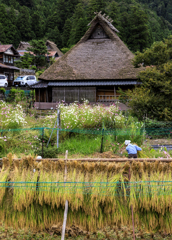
88;12;119;33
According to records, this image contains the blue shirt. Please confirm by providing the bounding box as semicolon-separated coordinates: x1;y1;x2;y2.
126;144;142;154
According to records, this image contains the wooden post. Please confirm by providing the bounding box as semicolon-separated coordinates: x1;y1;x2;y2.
39;89;40;109
42;128;44;158
57;109;60;148
129;165;135;240
100;128;104;153
61;150;68;240
114;86;116;100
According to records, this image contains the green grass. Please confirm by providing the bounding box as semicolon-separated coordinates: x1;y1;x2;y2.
58;134;102;155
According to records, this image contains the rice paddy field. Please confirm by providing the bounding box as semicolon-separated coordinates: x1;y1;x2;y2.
1;154;172;239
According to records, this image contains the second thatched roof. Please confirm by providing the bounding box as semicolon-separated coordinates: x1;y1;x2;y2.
39;12;143;81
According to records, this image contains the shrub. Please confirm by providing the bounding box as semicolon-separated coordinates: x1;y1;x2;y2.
7;88;25;103
35;146;58;158
0;88;5;94
145;118;172;138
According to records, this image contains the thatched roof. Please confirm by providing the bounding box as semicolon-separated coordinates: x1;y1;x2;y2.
39;12;144;81
46;40;63;57
17;42;31;51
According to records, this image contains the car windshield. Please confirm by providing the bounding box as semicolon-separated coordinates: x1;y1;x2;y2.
0;76;5;79
15;77;24;80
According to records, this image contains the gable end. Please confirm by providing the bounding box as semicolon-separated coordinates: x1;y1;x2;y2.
89;24;109;39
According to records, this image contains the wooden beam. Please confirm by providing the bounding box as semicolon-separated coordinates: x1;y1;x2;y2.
1;158;172;162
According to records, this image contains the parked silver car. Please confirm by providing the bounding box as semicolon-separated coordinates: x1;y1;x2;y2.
0;75;8;87
13;75;37;87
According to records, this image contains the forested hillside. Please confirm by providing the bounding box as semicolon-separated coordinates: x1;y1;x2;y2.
0;0;172;53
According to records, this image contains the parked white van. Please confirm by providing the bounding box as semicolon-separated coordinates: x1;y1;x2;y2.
13;75;37;87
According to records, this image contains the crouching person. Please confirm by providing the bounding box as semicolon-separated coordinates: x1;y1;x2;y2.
125;140;142;158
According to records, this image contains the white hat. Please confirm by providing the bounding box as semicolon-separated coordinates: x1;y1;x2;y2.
125;140;131;146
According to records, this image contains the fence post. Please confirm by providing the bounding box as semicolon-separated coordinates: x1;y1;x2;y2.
100;128;104;153
61;150;68;240
57;109;60;148
42;128;44;158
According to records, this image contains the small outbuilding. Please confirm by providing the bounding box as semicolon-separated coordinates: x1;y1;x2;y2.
32;12;143;109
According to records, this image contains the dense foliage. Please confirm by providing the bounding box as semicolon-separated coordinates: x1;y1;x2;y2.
0;0;172;53
127;35;172;121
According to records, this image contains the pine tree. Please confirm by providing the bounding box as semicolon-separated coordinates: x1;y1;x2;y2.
88;0;107;20
120;5;150;52
74;17;88;43
68;3;87;46
62;18;72;47
47;26;62;49
17;6;35;41
46;11;61;32
108;1;120;30
0;4;17;44
31;12;43;39
7;6;20;46
8;6;17;24
27;39;48;68
0;23;6;44
0;4;10;28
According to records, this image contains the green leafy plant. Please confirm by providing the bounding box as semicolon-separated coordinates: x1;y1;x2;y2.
35;146;58;158
0;87;5;94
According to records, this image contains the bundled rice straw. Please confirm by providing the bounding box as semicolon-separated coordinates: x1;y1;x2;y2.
1;155;172;233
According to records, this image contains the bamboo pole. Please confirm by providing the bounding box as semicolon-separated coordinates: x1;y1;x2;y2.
61;150;68;240
129;165;135;240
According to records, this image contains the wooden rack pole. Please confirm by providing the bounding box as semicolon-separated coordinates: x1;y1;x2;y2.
61;150;68;240
1;158;172;163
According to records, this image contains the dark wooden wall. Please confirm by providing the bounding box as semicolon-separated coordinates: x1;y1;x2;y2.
52;87;96;103
35;88;52;102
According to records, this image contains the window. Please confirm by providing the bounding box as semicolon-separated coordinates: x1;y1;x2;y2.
4;55;14;63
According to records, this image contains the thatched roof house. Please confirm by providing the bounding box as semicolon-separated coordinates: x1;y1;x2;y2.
46;40;63;58
17;41;31;51
33;12;143;109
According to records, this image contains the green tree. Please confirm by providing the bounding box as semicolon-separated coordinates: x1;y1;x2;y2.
107;1;120;30
68;3;87;46
120;5;150;52
31;12;44;39
27;40;48;68
16;6;35;41
0;4;10;39
75;17;88;43
46;11;60;32
62;18;72;47
128;35;172;120
47;26;62;49
0;23;6;44
88;0;107;20
15;52;34;69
